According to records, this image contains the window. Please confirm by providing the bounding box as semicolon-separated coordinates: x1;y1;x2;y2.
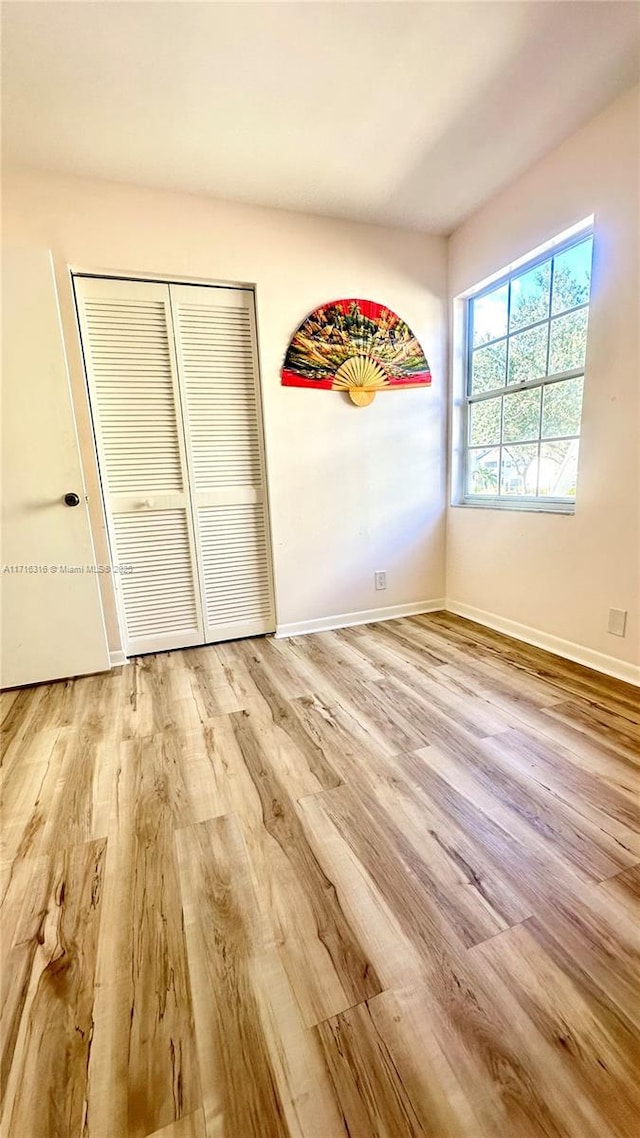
462;230;593;512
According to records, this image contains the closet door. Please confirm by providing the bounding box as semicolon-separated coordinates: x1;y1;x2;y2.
75;276;204;655
170;284;275;642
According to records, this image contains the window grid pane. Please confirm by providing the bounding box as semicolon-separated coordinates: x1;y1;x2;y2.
507;324;548;385
548;308;589;374
552;238;593;315
467;446;501;496
464;234;592;505
469;395;502;446
502;387;541;443
470;339;507;394
499;443;539;496
542;376;584;438
544;257;554;376
509;262;551;332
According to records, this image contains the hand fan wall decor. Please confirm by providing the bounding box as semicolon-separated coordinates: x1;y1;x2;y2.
281;298;431;406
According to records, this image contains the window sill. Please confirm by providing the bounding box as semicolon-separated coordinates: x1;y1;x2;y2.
453;498;575;516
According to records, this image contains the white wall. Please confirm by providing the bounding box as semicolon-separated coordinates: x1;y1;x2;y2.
447;86;639;675
2;169;447;652
4;85;637;678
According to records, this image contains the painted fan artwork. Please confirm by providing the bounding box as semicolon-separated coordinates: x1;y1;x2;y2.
281;299;431;406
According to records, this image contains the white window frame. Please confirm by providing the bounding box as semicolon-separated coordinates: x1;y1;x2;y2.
453;219;594;515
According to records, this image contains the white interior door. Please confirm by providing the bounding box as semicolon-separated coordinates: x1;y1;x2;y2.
75;276;204;655
1;249;110;688
170;284;275;642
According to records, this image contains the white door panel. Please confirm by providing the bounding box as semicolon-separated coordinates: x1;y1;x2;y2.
170;283;275;643
1;249;110;687
75;276;204;654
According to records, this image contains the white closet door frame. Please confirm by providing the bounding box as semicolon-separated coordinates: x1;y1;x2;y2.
170;284;276;643
75;275;205;655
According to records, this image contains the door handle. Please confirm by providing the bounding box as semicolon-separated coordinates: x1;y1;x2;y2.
64;492;81;507
141;498;156;508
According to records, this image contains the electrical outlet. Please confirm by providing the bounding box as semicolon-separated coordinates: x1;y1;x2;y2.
608;608;627;637
375;570;387;591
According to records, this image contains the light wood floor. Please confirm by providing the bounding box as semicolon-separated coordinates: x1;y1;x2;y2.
1;612;639;1138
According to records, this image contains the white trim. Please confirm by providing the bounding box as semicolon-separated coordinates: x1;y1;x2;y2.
275;599;446;639
68;264;255;291
456;498;575;515
457;215;594;299
109;649;128;667
445;600;640;687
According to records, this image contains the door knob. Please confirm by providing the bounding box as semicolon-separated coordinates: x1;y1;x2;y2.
64;492;81;507
142;498;155;508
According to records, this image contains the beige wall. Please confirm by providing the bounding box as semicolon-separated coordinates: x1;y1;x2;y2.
3;169;447;652
4;85;637;675
447;86;639;671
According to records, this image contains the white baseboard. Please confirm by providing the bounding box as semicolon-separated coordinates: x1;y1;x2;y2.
275;598;446;639
109;649;128;667
445;600;640;686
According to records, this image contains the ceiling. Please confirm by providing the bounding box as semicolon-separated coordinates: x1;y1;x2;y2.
2;1;639;234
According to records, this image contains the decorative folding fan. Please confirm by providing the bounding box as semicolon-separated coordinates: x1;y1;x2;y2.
281;299;431;406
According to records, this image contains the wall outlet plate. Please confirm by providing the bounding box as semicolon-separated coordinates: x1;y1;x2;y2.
608;608;627;637
375;570;387;591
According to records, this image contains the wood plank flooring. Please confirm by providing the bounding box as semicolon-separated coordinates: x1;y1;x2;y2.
1;612;639;1137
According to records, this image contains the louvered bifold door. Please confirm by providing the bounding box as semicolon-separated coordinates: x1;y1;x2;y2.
75;276;204;654
170;284;275;642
